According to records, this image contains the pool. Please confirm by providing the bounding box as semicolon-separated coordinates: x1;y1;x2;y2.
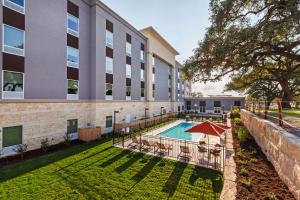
159;122;203;142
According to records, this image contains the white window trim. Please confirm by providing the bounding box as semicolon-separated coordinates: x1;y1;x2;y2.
2;0;25;14
140;50;145;61
106;30;113;48
67;13;79;38
67;46;79;68
105;83;113;100
126;64;131;78
105;57;113;74
126;42;131;56
2;70;24;100
3;24;25;57
67;79;79;100
140;69;144;81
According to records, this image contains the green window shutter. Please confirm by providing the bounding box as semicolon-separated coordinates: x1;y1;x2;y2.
106;116;113;128
2;126;22;148
67;119;78;134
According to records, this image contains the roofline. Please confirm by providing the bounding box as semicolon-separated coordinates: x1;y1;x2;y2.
185;96;246;100
88;0;147;40
140;26;180;55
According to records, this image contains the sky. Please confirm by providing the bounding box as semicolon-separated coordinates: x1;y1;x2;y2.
101;0;240;96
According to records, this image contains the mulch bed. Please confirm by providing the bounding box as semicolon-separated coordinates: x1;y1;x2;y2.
0;140;83;166
232;125;295;200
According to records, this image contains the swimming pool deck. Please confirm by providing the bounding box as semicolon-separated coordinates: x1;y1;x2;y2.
116;120;226;171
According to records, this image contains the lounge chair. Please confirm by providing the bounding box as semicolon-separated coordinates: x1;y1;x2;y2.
178;146;193;161
128;136;140;148
155;142;173;155
141;140;155;151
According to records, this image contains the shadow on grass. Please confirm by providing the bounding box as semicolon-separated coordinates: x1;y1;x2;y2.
131;156;161;183
115;152;144;173
162;162;187;198
0;138;111;183
100;149;131;168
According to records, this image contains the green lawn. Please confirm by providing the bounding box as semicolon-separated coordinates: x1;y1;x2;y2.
268;109;300;126
0;139;223;200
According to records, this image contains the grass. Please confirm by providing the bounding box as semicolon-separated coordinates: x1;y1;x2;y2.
265;108;300;126
0;139;223;200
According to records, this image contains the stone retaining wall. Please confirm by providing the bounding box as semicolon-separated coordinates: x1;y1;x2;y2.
241;109;300;200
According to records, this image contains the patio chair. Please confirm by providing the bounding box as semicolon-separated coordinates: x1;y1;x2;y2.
141;139;156;151
155;142;173;156
128;136;140;148
199;141;206;146
198;145;207;164
178;146;193;162
210;149;221;169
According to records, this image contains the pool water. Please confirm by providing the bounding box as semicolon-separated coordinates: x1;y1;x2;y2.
159;122;203;142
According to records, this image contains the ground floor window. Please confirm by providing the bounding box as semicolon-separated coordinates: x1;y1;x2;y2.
106;116;113;128
67;119;78;134
214;107;221;114
199;106;206;113
234;101;241;107
178;106;180;112
141;88;145;98
2;126;22;148
68;80;78;95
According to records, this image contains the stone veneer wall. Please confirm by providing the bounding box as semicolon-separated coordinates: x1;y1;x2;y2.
0;101;175;157
241;109;300;200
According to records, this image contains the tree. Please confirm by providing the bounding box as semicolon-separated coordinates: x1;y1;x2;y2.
191;92;204;98
183;0;300;107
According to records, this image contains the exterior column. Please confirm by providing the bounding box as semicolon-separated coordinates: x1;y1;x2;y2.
146;52;154;101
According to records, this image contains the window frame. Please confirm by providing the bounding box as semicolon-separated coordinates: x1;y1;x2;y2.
67;13;79;37
106;30;113;48
214;107;221;114
105;83;113;100
126;64;131;78
67;79;79;100
2;125;23;150
140;50;144;61
3;24;25;57
3;0;25;14
2;70;24;99
140;69;144;80
126;42;131;56
67;119;78;134
105;116;113;128
126;86;131;98
67;46;79;68
105;56;113;74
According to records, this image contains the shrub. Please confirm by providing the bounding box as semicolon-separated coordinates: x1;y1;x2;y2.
250;158;258;163
237;128;250;142
267;193;278;200
63;132;72;146
236;150;244;158
41;138;51;153
231;108;240;118
240;177;251;188
233;117;242;125
240;168;249;176
237;160;248;165
13;144;28;159
248;146;257;155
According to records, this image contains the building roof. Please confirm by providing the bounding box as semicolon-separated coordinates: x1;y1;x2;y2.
185;96;246;100
140;27;180;55
185;121;229;137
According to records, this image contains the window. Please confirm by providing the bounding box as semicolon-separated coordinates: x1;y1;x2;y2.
105;57;113;74
106;30;113;48
67;14;79;36
234;101;241;107
126;64;131;78
67;119;78;134
178;106;181;112
2;126;22;148
106;83;112;96
199;101;206;113
3;0;25;13
2;71;24;99
67;79;78;100
199;106;206;113
140;50;144;61
141;69;144;80
141;88;145;98
106;116;113;128
214;107;221;114
67;46;79;68
126;42;131;56
152;84;155;98
126;86;131;97
152;57;155;66
186;101;191;110
3;25;25;56
152;74;155;83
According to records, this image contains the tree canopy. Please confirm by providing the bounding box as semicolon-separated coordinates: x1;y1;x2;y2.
183;0;300;105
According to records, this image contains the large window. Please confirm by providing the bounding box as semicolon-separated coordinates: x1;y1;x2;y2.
3;25;25;56
186;101;191;110
67;46;79;68
214;101;221;114
2;126;22;148
126;42;131;56
126;64;131;78
3;0;25;13
67;14;79;36
67;80;78;100
3;71;24;99
106;116;113;128
106;30;113;48
106;83;113;99
67;119;78;134
105;57;113;74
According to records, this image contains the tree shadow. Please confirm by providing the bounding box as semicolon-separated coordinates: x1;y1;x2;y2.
99;149;130;168
131;156;161;183
115;152;144;173
162;162;187;198
0;139;111;183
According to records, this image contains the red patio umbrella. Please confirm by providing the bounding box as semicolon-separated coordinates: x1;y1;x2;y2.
185;121;229;143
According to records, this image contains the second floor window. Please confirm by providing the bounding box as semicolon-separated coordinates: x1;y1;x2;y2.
3;71;24;93
105;57;113;74
67;80;78;95
106;83;112;96
68;14;79;35
126;64;131;78
4;25;25;56
67;46;79;65
106;30;113;48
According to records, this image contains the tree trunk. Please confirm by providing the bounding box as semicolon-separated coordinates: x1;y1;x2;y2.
279;80;292;108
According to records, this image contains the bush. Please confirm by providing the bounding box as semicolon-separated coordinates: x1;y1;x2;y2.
13;144;28;159
41;138;51;153
240;168;249;176
63;132;72;146
237;128;250;142
267;193;278;200
233;117;242;125
231;108;240;118
240;177;251;188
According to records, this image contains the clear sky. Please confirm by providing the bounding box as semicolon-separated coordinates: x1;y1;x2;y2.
101;0;239;96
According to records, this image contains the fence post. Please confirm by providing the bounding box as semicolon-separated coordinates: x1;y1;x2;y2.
278;98;283;126
264;98;268;119
252;101;255;113
258;100;261;115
